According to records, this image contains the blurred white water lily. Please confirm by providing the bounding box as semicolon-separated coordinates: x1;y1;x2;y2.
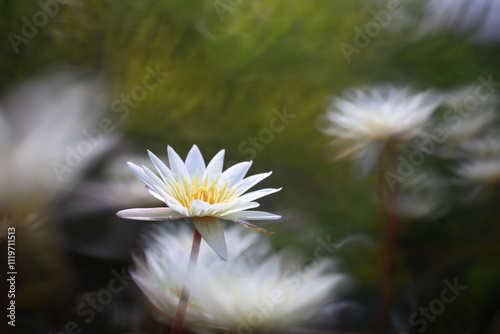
457;134;500;184
117;145;281;260
0;70;117;308
441;85;498;141
442;85;499;110
318;85;440;173
395;172;447;220
0;70;117;225
133;225;346;333
457;159;500;184
460;133;500;158
410;0;500;44
445;111;497;142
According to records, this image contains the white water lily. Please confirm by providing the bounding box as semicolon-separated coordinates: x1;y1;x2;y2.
395;172;447;220
442;85;499;111
440;85;498;141
133;225;346;333
0;70;117;225
456;134;500;184
318;85;441;173
117;145;281;260
460;133;500;158
457;159;500;184
446;110;497;142
389;0;500;44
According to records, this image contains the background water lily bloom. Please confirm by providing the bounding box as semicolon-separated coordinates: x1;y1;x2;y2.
132;225;347;334
117;145;281;260
0;71;117;223
318;85;441;173
440;85;498;141
0;70;118;326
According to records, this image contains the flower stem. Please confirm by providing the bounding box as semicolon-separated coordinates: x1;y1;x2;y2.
170;227;202;334
378;144;399;334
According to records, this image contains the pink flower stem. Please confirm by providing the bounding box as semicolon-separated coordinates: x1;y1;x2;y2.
170;227;202;334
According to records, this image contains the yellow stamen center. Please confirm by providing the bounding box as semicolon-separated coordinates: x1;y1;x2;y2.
171;175;238;208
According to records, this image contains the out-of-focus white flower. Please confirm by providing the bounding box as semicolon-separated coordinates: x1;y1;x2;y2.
318;85;440;173
0;70;117;224
117;145;281;260
132;225;346;333
391;0;500;44
440;85;498;141
394;173;447;220
0;70;118;308
460;133;500;158
456;134;500;184
445;112;496;141
457;159;500;184
442;85;499;110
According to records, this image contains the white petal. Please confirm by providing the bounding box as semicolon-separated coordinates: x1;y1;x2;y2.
163;192;184;208
128;162;170;202
190;200;230;216
142;166;169;198
203;149;225;181
354;142;384;177
146;185;166;202
219;201;260;216
189;199;213;216
165;200;190;216
206;202;231;215
233;172;272;195
147;150;174;183
116;207;183;221
191;217;228;260
231;188;281;205
218;161;252;187
220;210;281;221
127;162;155;189
185;145;206;177
167;146;190;180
